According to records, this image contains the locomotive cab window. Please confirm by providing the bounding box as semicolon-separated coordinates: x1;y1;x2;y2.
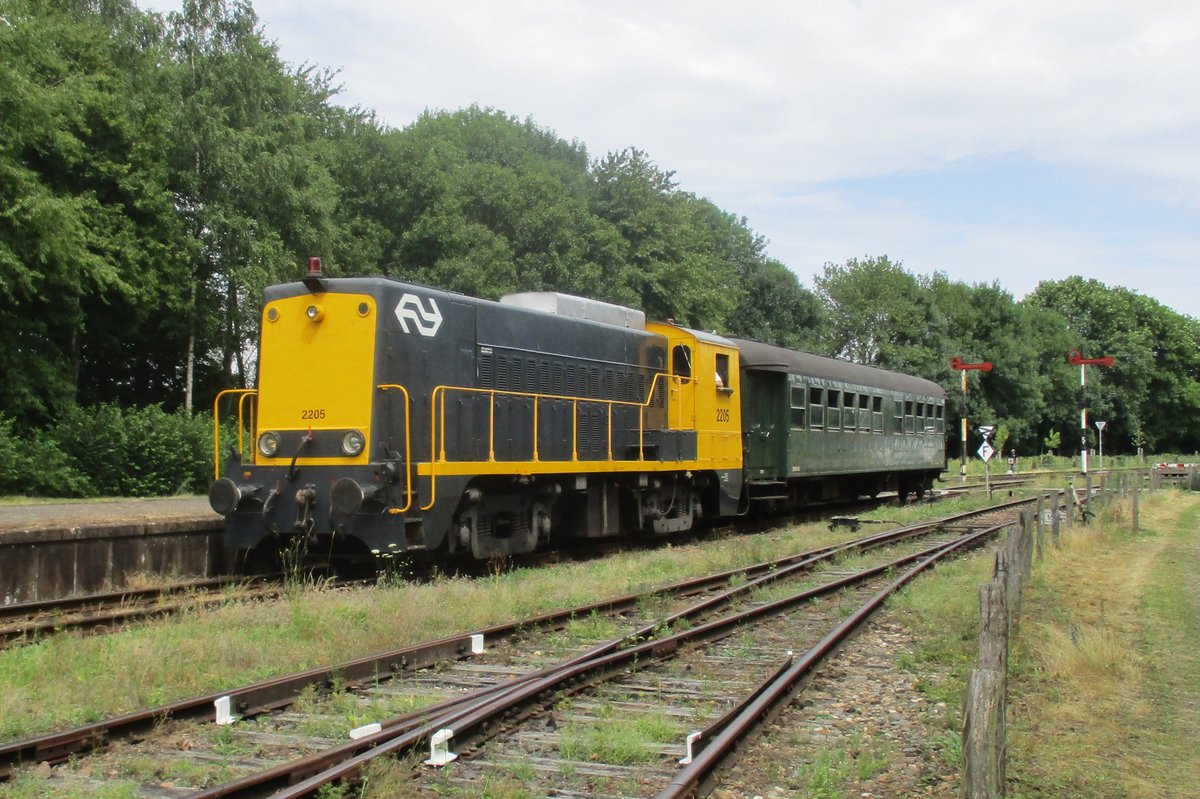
672;345;692;382
715;353;732;392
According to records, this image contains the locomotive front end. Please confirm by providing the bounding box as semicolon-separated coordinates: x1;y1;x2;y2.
210;268;398;564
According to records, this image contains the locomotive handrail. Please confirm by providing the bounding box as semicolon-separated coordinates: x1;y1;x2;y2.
211;389;258;480
421;372;684;512
377;384;415;514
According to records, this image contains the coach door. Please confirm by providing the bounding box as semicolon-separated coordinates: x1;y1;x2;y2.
742;369;787;479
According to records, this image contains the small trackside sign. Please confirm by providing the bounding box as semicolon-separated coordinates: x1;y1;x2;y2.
394;293;443;337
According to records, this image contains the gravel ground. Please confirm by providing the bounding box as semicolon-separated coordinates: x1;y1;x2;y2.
713;615;959;799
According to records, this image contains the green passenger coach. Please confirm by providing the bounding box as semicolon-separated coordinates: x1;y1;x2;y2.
731;338;946;505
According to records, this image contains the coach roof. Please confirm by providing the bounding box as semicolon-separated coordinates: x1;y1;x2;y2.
729;338;945;399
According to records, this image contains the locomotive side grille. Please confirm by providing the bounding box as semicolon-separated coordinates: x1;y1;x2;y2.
496;355;510;391
479;351;494;387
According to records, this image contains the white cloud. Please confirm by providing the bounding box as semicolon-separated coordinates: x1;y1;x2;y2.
140;0;1200;317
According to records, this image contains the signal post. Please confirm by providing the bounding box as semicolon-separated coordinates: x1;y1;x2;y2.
1068;350;1113;475
951;357;994;482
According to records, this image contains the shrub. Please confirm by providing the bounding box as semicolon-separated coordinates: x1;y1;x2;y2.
0;414;92;497
1;404;216;498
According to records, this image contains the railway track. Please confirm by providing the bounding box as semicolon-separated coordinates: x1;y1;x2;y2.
0;493;907;651
0;575;288;649
1;495;1055;797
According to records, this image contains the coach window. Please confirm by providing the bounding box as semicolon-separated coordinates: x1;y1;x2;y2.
858;393;870;431
893;400;904;433
904;400;915;433
790;385;806;429
915;402;925;433
843;392;857;430
827;390;841;429
936;404;945;434
872;396;884;432
672;345;692;382
809;387;824;429
715;353;732;392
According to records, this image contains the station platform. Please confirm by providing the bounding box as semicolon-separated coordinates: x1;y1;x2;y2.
0;497;223;603
0;495;217;538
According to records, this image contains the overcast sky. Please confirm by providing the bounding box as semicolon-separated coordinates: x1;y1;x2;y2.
144;0;1200;319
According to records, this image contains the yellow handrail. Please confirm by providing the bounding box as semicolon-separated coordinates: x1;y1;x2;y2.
237;392;256;456
212;389;257;480
377;384;414;513
421;372;685;511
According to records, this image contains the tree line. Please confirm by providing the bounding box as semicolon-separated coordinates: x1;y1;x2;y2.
1;0;1197;497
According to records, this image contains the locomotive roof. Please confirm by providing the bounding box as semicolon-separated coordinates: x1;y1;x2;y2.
729;338;945;399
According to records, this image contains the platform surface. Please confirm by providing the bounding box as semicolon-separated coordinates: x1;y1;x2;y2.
0;496;218;537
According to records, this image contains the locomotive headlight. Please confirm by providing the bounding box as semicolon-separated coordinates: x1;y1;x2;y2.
258;431;282;457
305;303;325;322
341;430;365;456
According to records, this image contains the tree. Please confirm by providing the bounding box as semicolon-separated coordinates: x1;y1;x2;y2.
0;0;183;425
1027;277;1200;453
814;256;946;373
163;0;340;407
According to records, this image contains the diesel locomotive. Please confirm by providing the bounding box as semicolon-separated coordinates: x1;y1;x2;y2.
210;262;946;565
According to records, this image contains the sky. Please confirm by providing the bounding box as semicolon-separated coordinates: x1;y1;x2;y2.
143;0;1200;319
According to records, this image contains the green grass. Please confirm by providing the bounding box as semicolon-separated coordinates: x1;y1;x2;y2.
0;777;139;799
0;492;1007;749
785;734;893;798
0;514;818;741
883;488;1200;798
1002;490;1200;798
557;707;681;765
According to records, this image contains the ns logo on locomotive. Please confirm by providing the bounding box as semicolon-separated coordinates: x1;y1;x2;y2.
210;259;947;567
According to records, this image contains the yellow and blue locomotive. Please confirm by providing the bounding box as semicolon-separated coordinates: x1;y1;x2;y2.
210;261;744;563
210;262;945;565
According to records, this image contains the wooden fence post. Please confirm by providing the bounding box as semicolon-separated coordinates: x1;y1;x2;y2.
1065;484;1076;528
1021;509;1035;575
1051;494;1061;548
961;580;1008;799
1034;495;1045;563
1083;474;1093;524
1005;516;1030;630
1132;487;1140;534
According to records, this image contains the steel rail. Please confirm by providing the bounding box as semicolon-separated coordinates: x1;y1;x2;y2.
0;576;281;648
0;576;260;624
655;522;1007;798
211;520;1014;799
0;528;887;778
0;494;1042;783
151;530;948;798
